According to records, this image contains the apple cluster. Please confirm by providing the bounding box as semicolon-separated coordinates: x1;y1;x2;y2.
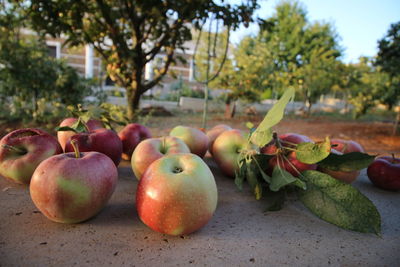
1;119;398;234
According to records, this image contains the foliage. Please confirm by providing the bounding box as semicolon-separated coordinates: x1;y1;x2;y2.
22;0;259;120
0;3;94;122
235;88;380;234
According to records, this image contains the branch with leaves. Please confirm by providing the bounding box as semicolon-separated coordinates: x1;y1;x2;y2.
234;88;380;234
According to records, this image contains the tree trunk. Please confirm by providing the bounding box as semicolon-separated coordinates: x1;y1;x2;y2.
126;86;142;122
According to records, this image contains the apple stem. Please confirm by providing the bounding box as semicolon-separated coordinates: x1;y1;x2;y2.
392;153;396;162
1;144;27;154
273;132;283;150
70;140;80;158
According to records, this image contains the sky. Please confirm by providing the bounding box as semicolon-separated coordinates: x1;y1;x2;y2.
231;0;400;63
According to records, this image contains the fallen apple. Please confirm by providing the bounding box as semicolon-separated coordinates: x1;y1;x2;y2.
169;125;209;158
118;123;152;160
268;151;317;177
131;136;190;180
212;129;251;177
0;128;63;184
136;153;218;236
30;141;118;223
367;156;400;191
57;117;103;151
64;128;123;166
319;139;365;183
260;133;312;155
206;124;232;155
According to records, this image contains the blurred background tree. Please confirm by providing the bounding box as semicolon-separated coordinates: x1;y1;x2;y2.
21;0;259;121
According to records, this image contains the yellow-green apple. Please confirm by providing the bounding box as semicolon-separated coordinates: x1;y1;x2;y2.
367;156;400;191
319;139;365;183
57;118;103;151
169;126;209;158
268;152;317;177
0;128;62;184
65;128;122;166
212;129;251;177
118;123;152;160
261;133;312;155
30;146;118;223
131;136;190;180
136;153;217;236
206;124;232;155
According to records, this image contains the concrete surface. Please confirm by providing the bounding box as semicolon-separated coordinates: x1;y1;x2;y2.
1;158;399;267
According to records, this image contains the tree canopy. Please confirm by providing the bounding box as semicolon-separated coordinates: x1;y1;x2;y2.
21;0;259;120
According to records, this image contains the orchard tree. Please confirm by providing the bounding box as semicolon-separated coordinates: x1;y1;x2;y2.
0;2;92;121
23;0;259;120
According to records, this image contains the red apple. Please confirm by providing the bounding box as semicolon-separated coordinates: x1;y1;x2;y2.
118;123;152;161
261;133;312;155
30;148;118;223
331;139;365;153
212;129;251;177
136;153;218;236
0;128;62;184
268;151;317;177
206;124;232;155
319;139;365;184
57;118;103;151
367;156;400;191
65;128;123;166
169;126;209;158
131;136;190;180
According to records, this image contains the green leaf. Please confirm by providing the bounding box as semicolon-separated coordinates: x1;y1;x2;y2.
234;159;246;191
296;137;331;164
270;166;305;192
250;87;295;147
264;189;286;212
69;118;89;133
318;152;376;172
299;170;381;234
55;126;78;133
245;122;254;129
246;159;262;200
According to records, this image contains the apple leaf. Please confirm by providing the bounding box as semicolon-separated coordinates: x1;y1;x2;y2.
318;152;376;171
246;159;262;200
264;189;286;212
270;166;306;192
234;159;246;191
296;137;331;164
298;170;381;234
250;87;295;147
56;117;89;133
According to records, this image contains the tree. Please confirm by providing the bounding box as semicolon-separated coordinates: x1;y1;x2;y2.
23;0;259;120
246;0;341;113
375;21;400;133
0;2;93;121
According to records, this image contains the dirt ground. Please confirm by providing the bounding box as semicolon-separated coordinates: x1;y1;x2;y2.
0;113;399;266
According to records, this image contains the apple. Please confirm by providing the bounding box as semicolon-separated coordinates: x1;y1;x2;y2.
0;128;63;184
206;124;232;155
367;156;400;191
331;139;365;153
169;126;209;158
136;153;218;236
64;128;123;166
212;129;251;177
57;118;103;151
30;143;118;223
319;139;365;184
260;133;312;155
118;123;152;161
268;151;317;177
131;136;190;180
